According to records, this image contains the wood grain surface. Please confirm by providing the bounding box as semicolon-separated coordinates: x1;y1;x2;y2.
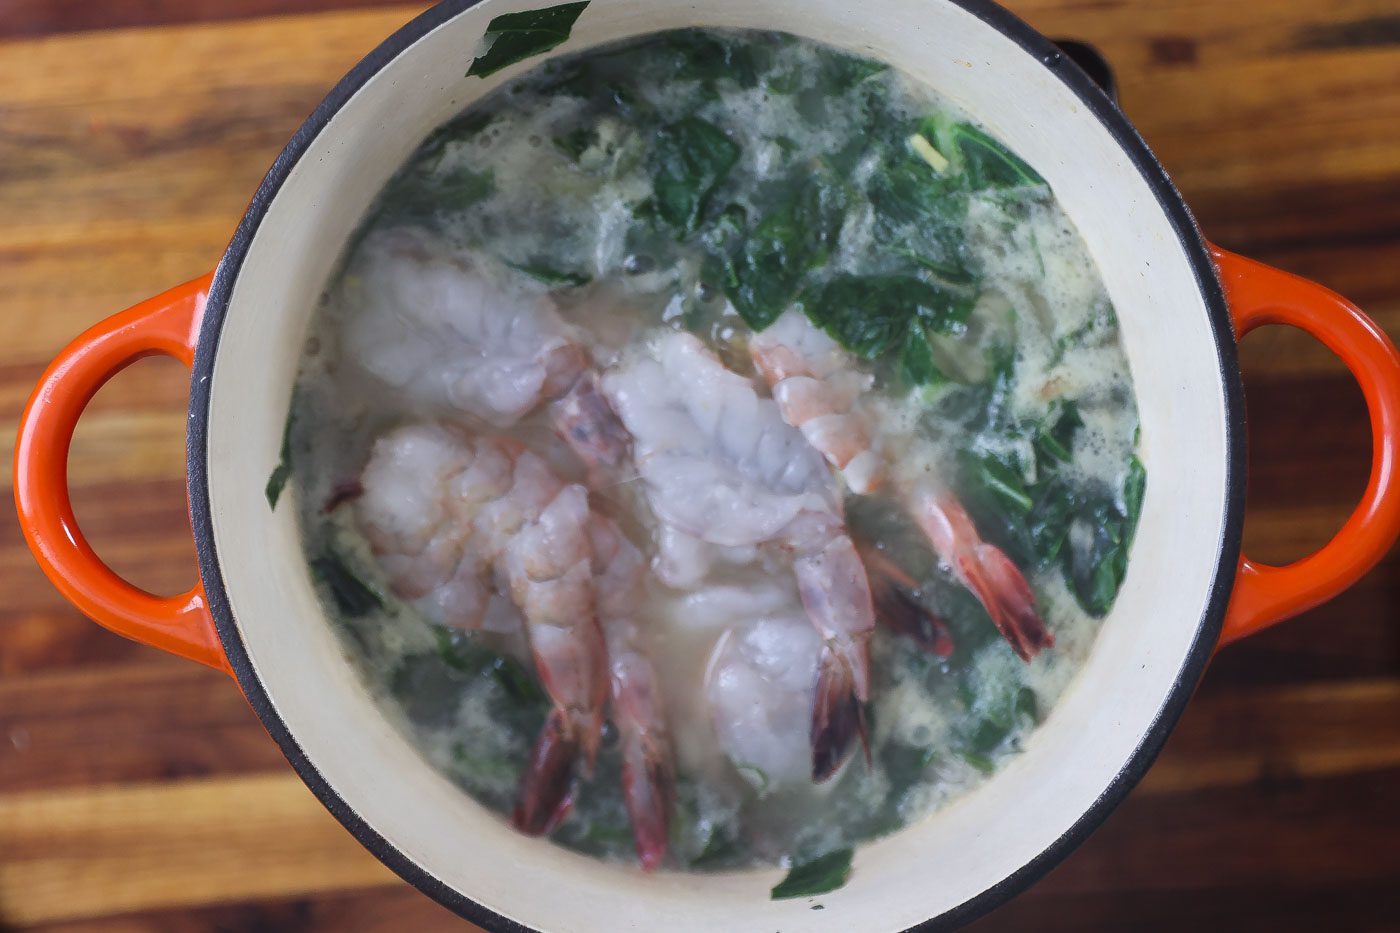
2;1;1398;930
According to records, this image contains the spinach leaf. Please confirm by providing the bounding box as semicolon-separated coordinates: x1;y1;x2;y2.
451;742;519;784
690;827;741;869
652;118;742;233
949;122;1046;190
771;848;854;900
265;412;293;509
467;1;590;79
377;166;496;228
1063;457;1147;617
898;319;941;388
662;30;765;89
552;126;597;161
805;274;973;360
712;178;845;330
432;625;547;704
311;552;384;617
507;259;592;287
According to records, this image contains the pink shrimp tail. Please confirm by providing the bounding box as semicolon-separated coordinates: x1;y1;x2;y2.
513;707;580;836
917;492;1053;662
620;731;674;871
811;646;869;782
958;545;1054;662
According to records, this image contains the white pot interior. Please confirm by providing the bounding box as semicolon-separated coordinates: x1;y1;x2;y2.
202;0;1233;929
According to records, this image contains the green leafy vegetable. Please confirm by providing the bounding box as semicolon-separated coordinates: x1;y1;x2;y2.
452;742;519;784
432;626;547;704
898;319;942;387
507;259;592;287
805;274;974;360
553;126;597;160
311;552;384;617
711;177;846;330
690;826;740;869
1064;456;1146;617
950;122;1046;190
652;118;742;233
771;848;854;900
265;413;293;509
467;2;590;79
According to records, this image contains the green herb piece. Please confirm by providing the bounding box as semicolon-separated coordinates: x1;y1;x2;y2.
771;848;854;900
962;752;995;775
507;259;592;288
467;1;590;79
652;118;742;233
311;552;384;617
805;274;974;360
264;413;293;510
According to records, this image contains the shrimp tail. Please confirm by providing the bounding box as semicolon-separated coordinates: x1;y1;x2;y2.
513;707;580;836
860;546;955;658
620;730;674;871
915;491;1052;663
811;646;867;782
958;544;1054;662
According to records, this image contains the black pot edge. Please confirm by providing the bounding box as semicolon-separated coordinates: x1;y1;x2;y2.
186;2;1245;931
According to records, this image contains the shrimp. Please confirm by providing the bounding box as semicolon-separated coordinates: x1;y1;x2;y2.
750;310;1053;662
603;331;875;781
587;514;674;870
355;423;608;835
342;231;586;427
705;613;824;791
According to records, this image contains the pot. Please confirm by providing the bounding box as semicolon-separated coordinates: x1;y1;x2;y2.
14;0;1400;930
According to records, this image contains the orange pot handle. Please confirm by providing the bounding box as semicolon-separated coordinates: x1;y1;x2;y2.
13;274;231;674
1213;245;1400;645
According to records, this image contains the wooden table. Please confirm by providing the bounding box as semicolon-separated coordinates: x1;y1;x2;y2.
2;1;1398;929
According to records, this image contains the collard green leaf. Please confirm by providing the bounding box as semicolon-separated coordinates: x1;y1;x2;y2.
467;2;590;79
652;118;742;233
771;848;854;900
311;552;384;617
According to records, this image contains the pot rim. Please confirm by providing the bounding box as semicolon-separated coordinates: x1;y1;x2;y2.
187;1;1246;929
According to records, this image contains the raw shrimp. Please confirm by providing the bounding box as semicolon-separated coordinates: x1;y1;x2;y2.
751;310;1052;662
341;231;586;427
705;613;824;791
355;423;607;835
587;514;673;870
604;331;874;780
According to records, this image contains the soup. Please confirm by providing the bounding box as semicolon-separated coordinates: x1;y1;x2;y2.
277;26;1144;887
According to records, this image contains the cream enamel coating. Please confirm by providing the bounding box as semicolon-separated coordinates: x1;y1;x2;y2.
202;0;1229;929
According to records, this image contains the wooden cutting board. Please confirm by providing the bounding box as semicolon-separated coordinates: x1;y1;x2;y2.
2;1;1399;930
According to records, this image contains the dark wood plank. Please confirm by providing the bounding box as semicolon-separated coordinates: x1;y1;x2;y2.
0;662;282;794
0;0;410;41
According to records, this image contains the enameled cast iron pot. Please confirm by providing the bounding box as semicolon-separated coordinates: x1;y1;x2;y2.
15;0;1400;929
